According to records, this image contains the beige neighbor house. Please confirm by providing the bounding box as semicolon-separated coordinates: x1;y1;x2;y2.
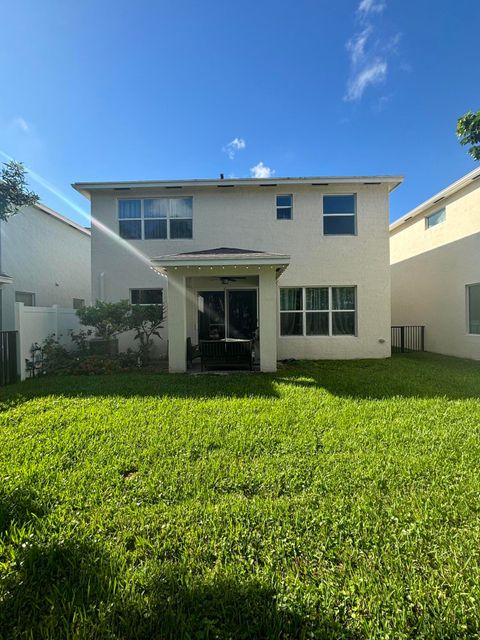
0;202;91;332
74;175;402;372
390;167;480;360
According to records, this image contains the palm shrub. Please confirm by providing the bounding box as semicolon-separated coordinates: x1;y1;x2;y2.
128;304;165;365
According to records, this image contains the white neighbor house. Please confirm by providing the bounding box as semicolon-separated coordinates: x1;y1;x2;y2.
74;175;402;372
0;202;91;331
390;167;480;360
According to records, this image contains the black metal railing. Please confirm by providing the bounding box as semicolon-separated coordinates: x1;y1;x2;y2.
391;325;425;353
0;331;19;385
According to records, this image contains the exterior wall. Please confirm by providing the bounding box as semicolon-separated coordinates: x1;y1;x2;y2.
90;183;392;360
0;205;91;331
390;181;480;360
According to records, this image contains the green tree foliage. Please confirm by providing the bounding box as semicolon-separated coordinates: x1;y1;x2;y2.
456;111;480;161
0;160;39;221
76;300;131;340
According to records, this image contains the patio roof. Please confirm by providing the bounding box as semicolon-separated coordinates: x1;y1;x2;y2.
151;247;290;271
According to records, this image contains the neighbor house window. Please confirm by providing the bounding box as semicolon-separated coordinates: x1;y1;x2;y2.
118;198;193;240
130;288;163;307
15;291;35;306
276;194;293;220
73;298;85;310
118;199;142;239
280;286;356;336
467;283;480;335
323;194;356;235
425;208;446;229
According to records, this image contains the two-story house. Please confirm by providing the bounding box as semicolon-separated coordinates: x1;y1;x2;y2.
390;167;480;360
74;175;402;372
0;202;91;332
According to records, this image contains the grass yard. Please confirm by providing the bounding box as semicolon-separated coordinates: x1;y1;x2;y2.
1;353;480;639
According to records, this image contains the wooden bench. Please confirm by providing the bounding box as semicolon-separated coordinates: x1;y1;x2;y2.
200;339;253;371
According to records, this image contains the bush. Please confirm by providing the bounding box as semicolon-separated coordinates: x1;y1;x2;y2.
76;301;131;340
34;335;139;377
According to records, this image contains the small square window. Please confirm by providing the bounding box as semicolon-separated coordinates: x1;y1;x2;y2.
425;208;446;229
15;291;35;306
276;194;293;220
73;298;85;310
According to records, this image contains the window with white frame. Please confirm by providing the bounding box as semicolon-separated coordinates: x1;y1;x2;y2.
15;291;35;306
130;288;163;306
425;208;446;229
323;194;356;235
118;198;193;240
467;283;480;335
280;286;356;336
276;194;293;220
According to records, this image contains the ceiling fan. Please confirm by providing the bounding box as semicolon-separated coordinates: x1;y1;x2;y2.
218;276;247;284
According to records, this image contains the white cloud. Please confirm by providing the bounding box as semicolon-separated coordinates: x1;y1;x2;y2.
250;162;275;179
223;137;246;160
345;60;387;101
358;0;385;16
12;116;30;133
344;0;402;103
346;26;372;66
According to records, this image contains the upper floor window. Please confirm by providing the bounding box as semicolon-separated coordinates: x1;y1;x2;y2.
467;283;480;335
280;286;356;336
323;194;356;235
425;208;446;229
276;194;293;220
118;198;193;240
15;291;35;306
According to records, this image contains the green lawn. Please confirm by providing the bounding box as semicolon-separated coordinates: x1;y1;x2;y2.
1;353;480;639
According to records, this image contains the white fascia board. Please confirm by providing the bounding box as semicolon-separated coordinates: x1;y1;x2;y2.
73;175;404;198
390;167;480;232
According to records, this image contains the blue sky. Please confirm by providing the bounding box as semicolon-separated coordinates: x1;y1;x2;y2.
1;0;479;226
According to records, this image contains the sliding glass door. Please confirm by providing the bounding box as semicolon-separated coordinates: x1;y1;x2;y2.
197;289;257;340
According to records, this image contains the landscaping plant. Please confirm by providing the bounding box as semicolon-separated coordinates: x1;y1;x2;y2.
128;303;165;365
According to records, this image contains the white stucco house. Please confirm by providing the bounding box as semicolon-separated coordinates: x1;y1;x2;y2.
74;175;402;372
0;202;91;332
390;167;480;360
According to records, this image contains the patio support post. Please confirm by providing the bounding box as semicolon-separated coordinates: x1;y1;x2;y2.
167;271;187;373
258;268;278;372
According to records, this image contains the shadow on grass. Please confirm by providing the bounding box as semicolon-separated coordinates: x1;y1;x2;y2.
1;353;479;406
0;542;362;639
117;572;363;640
0;487;45;534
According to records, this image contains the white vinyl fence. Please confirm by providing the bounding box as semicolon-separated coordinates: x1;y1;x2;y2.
15;303;82;380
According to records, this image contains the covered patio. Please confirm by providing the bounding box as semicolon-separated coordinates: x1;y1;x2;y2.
151;248;290;373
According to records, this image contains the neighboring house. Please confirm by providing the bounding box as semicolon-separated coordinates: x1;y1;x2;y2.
74;175;402;372
390;167;480;360
0;202;91;331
